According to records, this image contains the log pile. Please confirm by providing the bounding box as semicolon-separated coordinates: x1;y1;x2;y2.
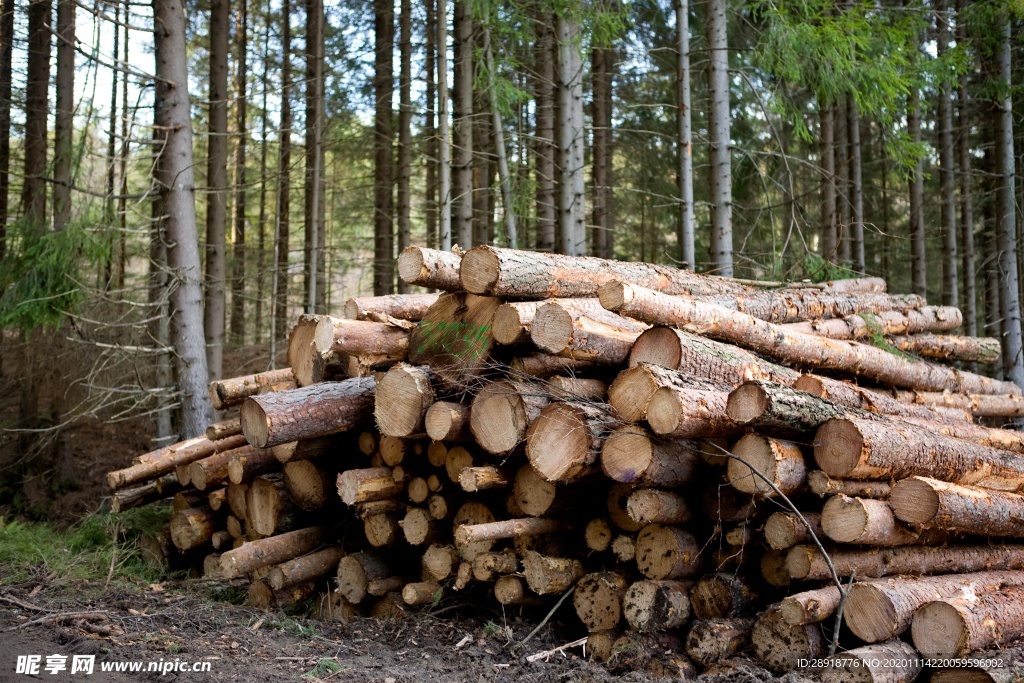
108;246;1024;680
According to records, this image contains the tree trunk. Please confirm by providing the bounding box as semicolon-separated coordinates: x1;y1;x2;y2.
273;0;293;345
424;0;437;248
847;98;864;272
0;0;11;257
836;98;851;265
154;0;214;437
23;0;50;230
373;0;395;294
936;0;959;310
913;584;1024;658
556;13;585;256
676;0;693;268
957;6;977;357
908;83;926;296
436;0;452;249
534;9;555;252
255;19;270;340
230;0;248;344
820;102;837;261
483;23;517;248
52;0;73;232
303;0;326;310
452;0;473;247
396;0;412;292
592;38;612;259
706;0;732;275
204;0;229;380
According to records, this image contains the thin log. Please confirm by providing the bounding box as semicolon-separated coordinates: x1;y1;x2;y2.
402;581;442;606
494;575;539;605
267;546;343;590
363;513;401;548
191;444;267;491
782;305;962;338
889;333;1001;364
240;377;375;448
344;292;441;321
206;418;241;440
109;433;249;489
600;425;698;487
226;446;278;485
219;526;327;578
471;550;518;581
780;586;843;625
455;518;570;546
607;482;643;532
509;352;596;379
396;246;462;290
451;501;496;561
209;368;296;410
797;374;971;424
458;466;510;492
705;289;925;324
894;389;1024;419
292;317;409;387
807;470;891;499
787;544;1024;581
548;376;608;401
585;518;613;552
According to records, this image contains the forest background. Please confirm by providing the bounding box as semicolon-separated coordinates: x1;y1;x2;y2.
0;0;1022;514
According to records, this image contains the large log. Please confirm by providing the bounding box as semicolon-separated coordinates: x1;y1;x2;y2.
603;282;1020;396
684;618;752;666
169;506;217;551
635;525;700;580
815;416;1024;491
600;426;698;487
240;377;375;448
782;305;962;338
209;368;296;410
531;301;648;364
894;389;1024;419
219;526;327;578
271;435;341;464
844;570;1024;643
374;364;435;437
796;373;972;424
108;433;249;489
513;464;566;517
821;495;950;546
629;326;798;386
727;380;847;433
787;544;1024;581
726;434;806;498
607;363;725;424
396;246;463;290
574;572;629;632
751;604;826;673
291;317;409;387
459;244;748;298
889;333;1002;364
622;579;691;632
470;379;550;456
820;640;922;683
406;292;502;387
913;586;1024;658
451;501;496;561
344;292;441;321
890;476;1024;537
267;546;343;590
526;401;615;482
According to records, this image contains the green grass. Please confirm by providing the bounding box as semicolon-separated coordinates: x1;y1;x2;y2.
304;658;341;678
0;506;171;587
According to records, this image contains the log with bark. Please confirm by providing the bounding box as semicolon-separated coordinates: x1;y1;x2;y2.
406;292;502;386
337;467;405;505
548;376;608;402
779;586;843;625
245;475;293;537
454;517;570;546
626;489;691;525
267;547;343;590
396;246;463;291
750;604;826;673
890;476;1024;537
206;418;241;441
796;373;971;424
600;426;698;487
705;289;924;324
337;553;396;604
291;317;409;387
786;544;1024;581
531;301;648;364
470;379;550;455
424;401;471;441
458;466;510;492
888;333;1001;364
344;293;441;322
764;511;824;551
782;305;962;339
912;585;1024;658
282;460;335;511
726;434;806;498
607;363;723;423
209;368;296;410
521;551;584;594
821;494;950;546
374;364;436;437
169;506;217;551
240;377;376;448
492;298;602;345
108;433;249;489
509;352;597;379
807;470;891;499
526;401;615;482
219;526;327;578
893;389;1024;419
226;446;279;485
603;282;1020;396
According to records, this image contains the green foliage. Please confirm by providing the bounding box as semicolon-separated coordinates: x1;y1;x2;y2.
0;218;109;332
800;252;859;283
860;313;919;361
305;658;342;678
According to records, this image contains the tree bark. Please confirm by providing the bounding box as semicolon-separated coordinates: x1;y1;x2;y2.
821;494;948;546
780;586;842;626
555;13;585;255
0;0;12;258
267;546;342;591
219;526;327;578
676;0;694;268
795;373;970;424
344;293;441;322
273;0;293;344
209;368;296;410
205;0;230;380
395;0;412;292
890;476;1024;537
373;0;395;294
230;0;248;344
786;543;1024;581
154;0;214;437
807;470;890;499
706;0;732;274
452;0;473;247
892;389;1024;419
534;8;555;252
820;102;837;261
847;98;864;272
23;0;50;230
937;0;958;309
304;0;326;309
436;0;451;249
957;7;977;355
592;37;613;259
820;640;921;683
908;82;926;296
52;0;73;232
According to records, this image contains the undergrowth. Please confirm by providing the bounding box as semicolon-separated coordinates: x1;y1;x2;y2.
0;506;170;587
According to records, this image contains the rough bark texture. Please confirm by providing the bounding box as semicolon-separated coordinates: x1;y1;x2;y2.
796;374;969;424
52;0;74;232
782;306;962;339
397;247;462;291
209;369;296;410
556;13;585;256
240;377;375;448
108;434;248;489
888;334;1001;364
807;470;891;499
705;0;732;275
267;547;342;591
373;0;395;294
626;489;691;525
912;584;1024;658
706;291;924;325
786;544;1024;581
532;302;648;364
603;282;1019;396
510;353;597;379
344;293;441;322
820;640;921;683
890;476;1024;537
894;390;1024;419
219;526;326;578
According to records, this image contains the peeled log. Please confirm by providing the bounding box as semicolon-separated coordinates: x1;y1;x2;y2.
604;282;1020;396
209;368;296;410
608;362;726;424
406;292;501;387
815;416;1024;491
521;551;584;594
629;326;797;387
240;377;375;448
455;517;570;546
531;301;648;364
726;434;806;498
820;640;922;683
780;586;843;625
787;544;1024;581
266;546;342;591
574;572;629;631
890;476;1024;537
796;374;970;424
470;380;550;456
690;573;757;620
627;489;691;525
764;512;823;550
807;471;891;499
526;402;614;482
424;401;471;442
782;305;962;339
402;581;442;606
684;618;752;666
397;246;462;290
108;433;249;489
169;507;217;551
601;426;698;487
623;579;691;632
344;292;440;321
889;333;1001;364
219;526;326;578
821;495;950;546
635;525;700;580
913;585;1024;658
894;390;1024;419
459;244;747;298
751;604;826;673
844;570;1024;643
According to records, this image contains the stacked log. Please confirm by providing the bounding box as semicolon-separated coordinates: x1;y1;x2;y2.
107;246;1024;680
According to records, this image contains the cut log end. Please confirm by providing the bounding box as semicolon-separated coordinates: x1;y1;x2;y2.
910;601;968;659
726;434;806;498
239;400;271;449
601;426;652;484
725;382;769;424
814;418;866;477
458;247;500;294
526;403;596;482
843;584;899;643
888;477;940;525
597;280;630;311
396;247;426;283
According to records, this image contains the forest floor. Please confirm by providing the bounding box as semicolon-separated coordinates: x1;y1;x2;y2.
0;346;811;683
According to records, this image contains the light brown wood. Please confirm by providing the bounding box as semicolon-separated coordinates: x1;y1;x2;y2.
407;477;429;504
585;518;613;552
626;489;691;525
444;445;473;483
780;586;843;625
471;550;518;581
548;376;608;401
397;246;463;290
345;292;441;321
191;444;267;491
282;460;334;511
206;417;241;441
526;401;612;482
574;572;629;632
374;364;435;438
379;436;408;466
400;507;438;546
764;512;823;550
513;464;565;517
363;513;401;547
894;389;1024;419
585;630;620;663
807;470;891;499
226;446;278;485
267;546;342;590
600;425;698;486
337;467;404;505
912;585;1024;658
622;579;691;632
509;352;596;379
889;333;1002;364
219;526;326;578
426;441;448;467
291;317;410;386
607;363;724;423
787;544;1024;581
458;466;510;492
470;379;550;456
607;482;643;532
891;476;1024;537
421;544;460;581
169;506;217;551
797;373;971;424
313;587;361;623
751;604;826;673
451;501;496;561
521;551;584;594
402;581;442;606
494;575;538;605
821;494;944;546
684;618;752;666
406;292;502;387
611;535;636;564
209;368;296;410
782;305;961;339
690;573;756;620
844;570;1024;643
531;300;648;364
726;434;806;498
604;282;1020;396
337;552;394;604
815;416;1024;492
424;401;471;441
271;435;341;464
644;384;735;440
109;433;249;489
455;517;570;546
245;475;291;537
240;377;376;448
635;525;700;580
820;640;922;683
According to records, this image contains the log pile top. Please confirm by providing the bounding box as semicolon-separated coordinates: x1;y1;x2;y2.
108;245;1024;679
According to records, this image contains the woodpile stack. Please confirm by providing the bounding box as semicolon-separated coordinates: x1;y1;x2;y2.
108;246;1024;680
